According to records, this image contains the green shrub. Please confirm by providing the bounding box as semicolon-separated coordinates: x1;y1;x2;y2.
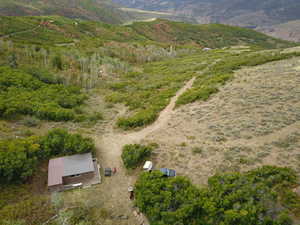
121;144;152;169
0;196;55;225
135;166;298;225
0;66;85;121
51;55;63;70
39;129;95;159
87;112;104;122
0;129;95;183
0;136;40;183
22;66;63;84
117;109;157;129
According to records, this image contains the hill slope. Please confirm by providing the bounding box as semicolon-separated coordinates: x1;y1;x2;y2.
0;0;134;24
113;0;300;27
0;16;294;49
0;0;196;24
258;20;300;43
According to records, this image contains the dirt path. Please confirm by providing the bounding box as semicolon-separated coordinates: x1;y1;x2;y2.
93;77;195;224
0;25;40;38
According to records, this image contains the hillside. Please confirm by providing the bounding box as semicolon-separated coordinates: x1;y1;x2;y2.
258;20;300;43
0;16;294;48
113;0;300;29
0;0;196;25
0;0;134;24
0;15;300;225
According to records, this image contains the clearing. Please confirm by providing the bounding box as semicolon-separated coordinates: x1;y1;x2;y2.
64;55;300;224
63;77;196;225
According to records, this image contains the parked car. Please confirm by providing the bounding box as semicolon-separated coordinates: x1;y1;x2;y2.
143;161;153;172
160;168;176;177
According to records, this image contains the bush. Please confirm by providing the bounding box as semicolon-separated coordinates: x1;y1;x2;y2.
0;129;95;183
121;144;152;169
0;196;55;225
52;55;63;70
0;136;40;183
117;109;157;130
135;166;299;225
39;129;95;159
0;66;85;121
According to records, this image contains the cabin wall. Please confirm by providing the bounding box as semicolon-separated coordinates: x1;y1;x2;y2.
63;172;94;185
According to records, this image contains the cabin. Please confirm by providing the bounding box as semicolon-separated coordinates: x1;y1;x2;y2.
48;153;101;192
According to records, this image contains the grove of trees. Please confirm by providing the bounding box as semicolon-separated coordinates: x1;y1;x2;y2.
135;166;300;225
0;129;95;183
0;66;85;121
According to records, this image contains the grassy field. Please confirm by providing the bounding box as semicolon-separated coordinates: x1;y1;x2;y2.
105;48;300;129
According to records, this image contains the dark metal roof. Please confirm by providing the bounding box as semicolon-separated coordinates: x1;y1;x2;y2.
48;153;94;187
63;153;94;177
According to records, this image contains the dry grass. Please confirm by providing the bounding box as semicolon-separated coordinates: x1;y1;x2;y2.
145;56;300;186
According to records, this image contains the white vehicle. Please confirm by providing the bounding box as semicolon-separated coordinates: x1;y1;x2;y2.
143;161;153;171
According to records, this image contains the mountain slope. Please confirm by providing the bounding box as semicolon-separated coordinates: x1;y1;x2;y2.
0;0;133;24
258;20;300;43
112;0;300;27
0;16;295;49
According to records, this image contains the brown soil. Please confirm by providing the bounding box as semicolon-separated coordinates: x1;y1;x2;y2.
63;56;300;224
143;56;300;186
63;77;196;225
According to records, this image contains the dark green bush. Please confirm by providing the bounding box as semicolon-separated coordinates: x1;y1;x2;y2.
39;129;95;159
22;66;63;84
51;55;63;70
117;109;157;130
0;129;95;183
0;66;85;121
0;136;40;183
121;144;152;169
135;166;299;225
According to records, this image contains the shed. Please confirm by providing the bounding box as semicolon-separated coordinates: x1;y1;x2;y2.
48;153;98;192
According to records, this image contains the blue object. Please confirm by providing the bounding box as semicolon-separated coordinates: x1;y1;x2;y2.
160;168;176;177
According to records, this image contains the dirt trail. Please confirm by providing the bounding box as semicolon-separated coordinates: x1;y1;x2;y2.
93;77;195;224
0;25;40;38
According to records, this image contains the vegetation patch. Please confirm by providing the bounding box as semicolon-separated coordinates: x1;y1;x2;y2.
135;166;300;225
176;51;300;106
0;195;55;225
0;66;86;121
121;144;153;169
0;129;95;183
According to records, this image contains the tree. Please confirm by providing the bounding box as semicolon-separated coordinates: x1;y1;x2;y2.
8;53;18;69
52;55;63;70
134;166;299;225
121;144;152;169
